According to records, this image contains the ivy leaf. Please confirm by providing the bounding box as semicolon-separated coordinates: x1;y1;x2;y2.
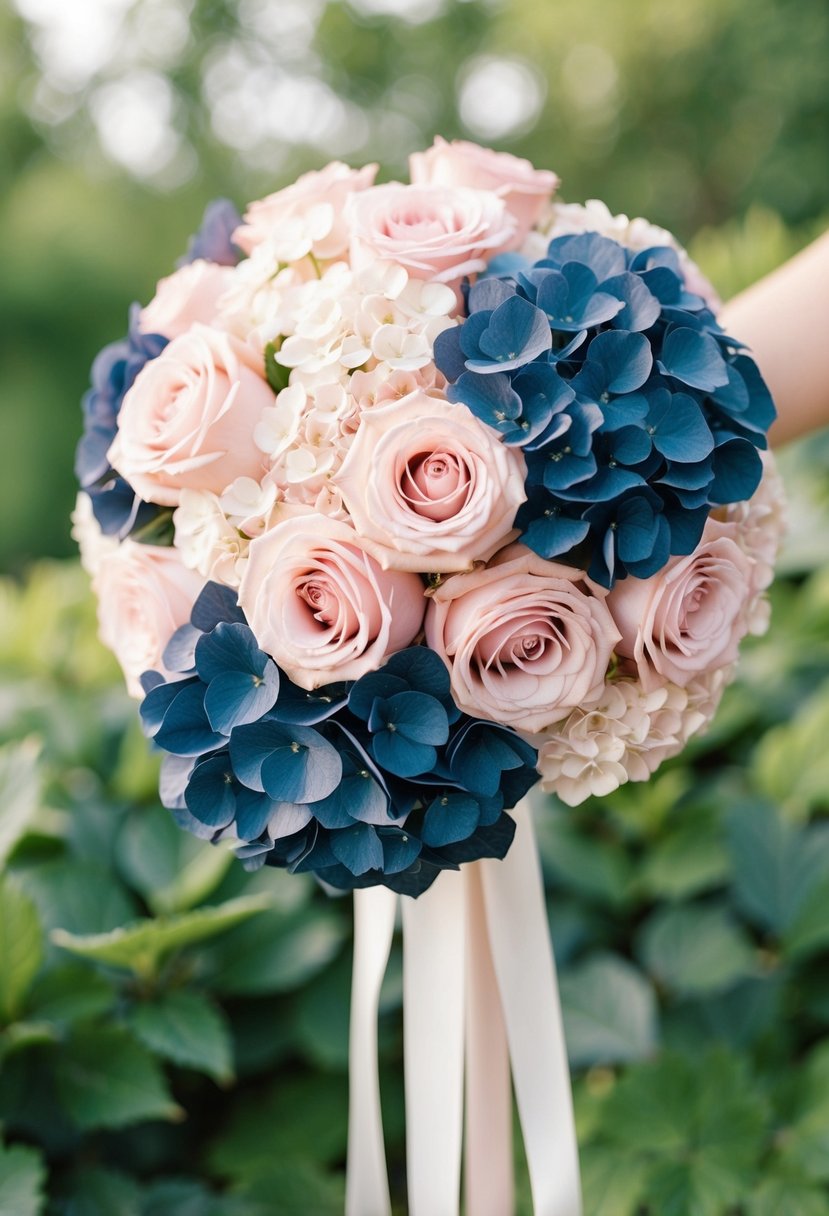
51;893;274;981
57;1025;182;1130
0;877;43;1022
559;954;658;1068
129;989;233;1084
0;1141;46;1216
636;903;755;996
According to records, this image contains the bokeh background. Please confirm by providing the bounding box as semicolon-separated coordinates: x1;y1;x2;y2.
1;1;829;1214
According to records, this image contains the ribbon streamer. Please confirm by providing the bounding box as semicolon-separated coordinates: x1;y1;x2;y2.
345;796;582;1216
346;884;397;1216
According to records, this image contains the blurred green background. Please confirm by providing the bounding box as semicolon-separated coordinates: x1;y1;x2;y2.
1;1;829;1213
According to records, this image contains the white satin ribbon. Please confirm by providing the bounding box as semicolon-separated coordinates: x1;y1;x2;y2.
464;863;515;1216
346;884;397;1216
402;867;467;1216
345;795;582;1216
480;799;583;1216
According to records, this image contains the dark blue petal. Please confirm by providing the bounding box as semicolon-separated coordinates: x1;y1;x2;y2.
230;720;342;801
154;683;227;756
330;823;384;876
185;755;237;828
234;787;279;840
422;792;481;847
348;672;409;720
522;509;591;559
162;624;200;674
368;691;449;746
433;325;466;382
195;621;269;682
657;327;730;392
589;330;653;394
370;730;437;780
204;664;281;734
378;829;422;874
268;680;349;725
602;272;662;332
646;391;715;462
466;296;552;373
190;582;246;632
268;801;314;841
547;233;627;279
708;437;763;504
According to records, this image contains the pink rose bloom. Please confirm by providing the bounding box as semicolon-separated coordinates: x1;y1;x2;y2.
238;515;425;689
93;541;204;698
108;324;273;507
409;137;559;246
607;521;754;692
425;544;620;732
140;259;235;340
335;392;526;572
347;183;517;296
233;161;378;261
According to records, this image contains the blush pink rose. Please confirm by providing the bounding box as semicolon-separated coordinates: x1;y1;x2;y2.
238;515;426;689
335;392;526;572
140;259;235;340
425;544;620;732
93;541;205;698
233;161;378;261
409;137;559;246
108;324;273;507
346;183;517;295
607;520;754;692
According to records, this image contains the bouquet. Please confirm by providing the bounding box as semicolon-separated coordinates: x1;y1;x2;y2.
75;137;783;895
74;137;785;1214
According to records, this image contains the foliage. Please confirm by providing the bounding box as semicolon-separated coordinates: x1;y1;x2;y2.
0;427;828;1212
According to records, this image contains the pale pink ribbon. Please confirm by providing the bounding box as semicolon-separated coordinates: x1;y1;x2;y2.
345;795;583;1216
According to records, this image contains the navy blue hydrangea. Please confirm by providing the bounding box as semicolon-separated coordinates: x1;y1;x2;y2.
141;583;538;897
436;232;776;587
77;198;243;541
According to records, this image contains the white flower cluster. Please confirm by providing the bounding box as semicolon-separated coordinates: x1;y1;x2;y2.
536;664;734;807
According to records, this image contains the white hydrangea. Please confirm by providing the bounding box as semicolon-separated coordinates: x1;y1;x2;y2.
535;664;734;807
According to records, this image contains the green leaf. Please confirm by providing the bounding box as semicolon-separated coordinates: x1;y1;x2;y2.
600;1050;767;1169
777;1042;829;1181
0;1141;46;1216
782;872;829;960
0;738;41;868
0;1021;57;1063
141;1179;226;1216
26;963;116;1025
638;816;730;902
52;892;274;981
753;691;829;816
580;1148;649;1216
57;1024;181;1130
20;859;138;937
116;804;233;916
559;953;658;1068
199;904;346;997
535;812;633;908
208;1074;348;1181
0;877;43;1022
56;1168;142;1216
293;955;351;1071
264;341;291;394
727;800;828;935
237;1162;345;1215
645;1155;747;1216
749;1178;829;1216
129;990;233;1084
636;903;755;996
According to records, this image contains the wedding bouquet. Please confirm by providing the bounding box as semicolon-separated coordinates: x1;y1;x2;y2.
74;138;784;898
